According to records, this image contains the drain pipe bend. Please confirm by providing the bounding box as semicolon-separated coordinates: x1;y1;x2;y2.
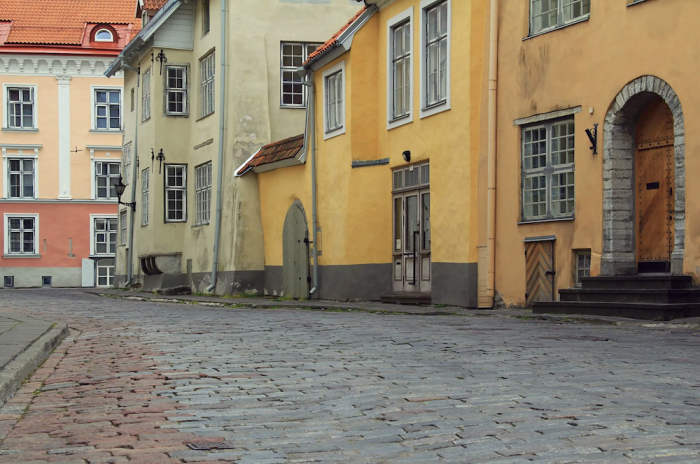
125;66;140;286
486;0;499;307
308;70;319;296
207;0;228;292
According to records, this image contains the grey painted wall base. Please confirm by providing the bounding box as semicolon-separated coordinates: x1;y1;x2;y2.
0;267;81;288
142;274;188;292
190;271;264;296
432;262;478;308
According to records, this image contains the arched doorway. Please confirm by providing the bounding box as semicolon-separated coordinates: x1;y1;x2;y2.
282;200;310;299
602;76;685;276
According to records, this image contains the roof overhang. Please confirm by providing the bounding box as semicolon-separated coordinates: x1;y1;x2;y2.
106;0;182;77
234;145;307;177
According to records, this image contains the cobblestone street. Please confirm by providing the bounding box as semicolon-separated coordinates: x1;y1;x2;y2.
1;290;700;463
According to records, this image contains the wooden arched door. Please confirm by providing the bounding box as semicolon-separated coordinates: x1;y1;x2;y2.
636;97;675;273
282;201;310;299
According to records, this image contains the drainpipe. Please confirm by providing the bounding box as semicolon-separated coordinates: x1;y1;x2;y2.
125;65;140;286
308;71;319;296
485;0;499;308
207;0;228;292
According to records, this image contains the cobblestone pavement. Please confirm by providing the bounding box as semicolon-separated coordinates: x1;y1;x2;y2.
1;290;700;463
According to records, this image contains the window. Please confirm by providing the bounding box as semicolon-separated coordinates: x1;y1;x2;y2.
42;276;52;288
322;61;345;139
130;88;135;112
424;1;448;107
142;69;151;121
95;29;114;42
280;42;320;107
122;143;132;186
530;0;590;35
166;66;188;115
165;165;187;222
390;20;411;120
574;250;591;287
97;259;115;287
7;87;35;129
5;216;37;255
95;161;120;200
202;0;210;36
521;118;575;221
4;276;14;288
195;162;212;225
142;168;149;226
200;52;215;118
120;210;127;245
93;217;117;255
95;89;121;130
7;159;34;199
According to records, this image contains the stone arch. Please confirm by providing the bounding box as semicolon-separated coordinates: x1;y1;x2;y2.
602;76;685;276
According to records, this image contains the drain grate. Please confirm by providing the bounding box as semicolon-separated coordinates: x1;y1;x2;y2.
186;442;235;451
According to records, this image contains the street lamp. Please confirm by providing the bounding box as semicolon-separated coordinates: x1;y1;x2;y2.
114;176;136;210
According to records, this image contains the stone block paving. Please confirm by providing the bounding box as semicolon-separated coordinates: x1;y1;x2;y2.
0;289;699;463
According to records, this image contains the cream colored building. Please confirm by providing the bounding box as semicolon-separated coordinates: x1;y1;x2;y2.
107;0;361;292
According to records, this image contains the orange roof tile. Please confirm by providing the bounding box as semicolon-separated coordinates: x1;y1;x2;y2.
142;0;168;10
0;0;138;45
238;134;305;174
304;6;367;66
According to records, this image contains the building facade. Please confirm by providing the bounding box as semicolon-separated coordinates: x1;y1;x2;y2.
107;0;362;293
237;0;490;306
0;0;137;288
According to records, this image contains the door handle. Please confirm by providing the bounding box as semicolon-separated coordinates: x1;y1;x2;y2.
545;270;556;276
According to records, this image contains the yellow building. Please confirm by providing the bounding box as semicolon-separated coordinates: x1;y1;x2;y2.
237;0;490;306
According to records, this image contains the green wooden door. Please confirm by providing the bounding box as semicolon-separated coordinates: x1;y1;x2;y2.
283;201;310;299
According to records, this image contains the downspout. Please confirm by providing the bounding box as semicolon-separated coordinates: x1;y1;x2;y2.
485;0;499;307
125;65;140;286
207;0;228;292
308;71;319;296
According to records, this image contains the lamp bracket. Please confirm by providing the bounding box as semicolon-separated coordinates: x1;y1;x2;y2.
585;123;598;155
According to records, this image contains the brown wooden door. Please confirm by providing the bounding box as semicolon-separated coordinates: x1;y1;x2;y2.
636;97;675;272
525;240;555;307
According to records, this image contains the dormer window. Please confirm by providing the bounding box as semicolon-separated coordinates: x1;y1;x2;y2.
95;29;114;42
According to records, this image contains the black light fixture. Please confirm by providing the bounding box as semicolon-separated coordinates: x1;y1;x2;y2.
585;123;598;155
155;49;168;75
114;176;136;210
402;150;411;162
156;149;166;173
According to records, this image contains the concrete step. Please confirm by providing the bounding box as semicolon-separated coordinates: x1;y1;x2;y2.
533;301;700;321
380;293;431;305
580;275;693;290
559;288;700;304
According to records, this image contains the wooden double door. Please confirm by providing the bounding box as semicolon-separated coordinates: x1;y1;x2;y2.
392;189;431;293
636;97;675;273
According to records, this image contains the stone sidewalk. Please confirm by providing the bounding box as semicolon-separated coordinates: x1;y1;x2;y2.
0;310;68;407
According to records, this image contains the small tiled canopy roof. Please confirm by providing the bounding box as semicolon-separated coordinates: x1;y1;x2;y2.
237;134;305;175
0;0;138;45
142;0;168;9
304;6;367;67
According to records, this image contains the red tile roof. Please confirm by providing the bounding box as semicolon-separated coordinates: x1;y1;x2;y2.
304;6;367;66
0;0;138;45
238;134;305;174
142;0;168;9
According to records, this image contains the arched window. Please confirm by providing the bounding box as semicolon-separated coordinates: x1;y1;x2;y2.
95;29;114;42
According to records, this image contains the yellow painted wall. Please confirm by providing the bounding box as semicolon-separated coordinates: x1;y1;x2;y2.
495;0;700;306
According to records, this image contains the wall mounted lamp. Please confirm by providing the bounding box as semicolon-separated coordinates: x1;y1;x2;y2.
155;49;167;75
585;123;598;155
402;150;411;162
156;149;166;173
114;176;136;210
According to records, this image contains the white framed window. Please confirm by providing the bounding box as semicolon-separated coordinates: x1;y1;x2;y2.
419;0;451;119
7;158;35;199
91;215;118;256
165;164;187;222
195;162;212;225
122;142;132;186
4;213;38;256
387;8;414;130
93;88;121;130
5;86;36;129
97;259;115;287
280;42;320;107
521;118;575;221
202;0;210;36
95;29;114;42
166;66;188;116
574;249;591;287
530;0;590;36
142;69;151;121
95;161;120;200
200;52;215;118
142;168;149;226
322;60;345;140
120;210;127;245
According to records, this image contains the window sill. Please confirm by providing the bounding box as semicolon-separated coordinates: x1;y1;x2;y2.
197;112;215;122
524;15;589;41
191;223;210;228
280;105;307;110
3;254;41;258
5;197;36;201
90;254;115;259
518;217;575;225
165;220;187;224
627;0;653;6
324;125;346;141
141;118;151;124
2;128;38;133
90;129;123;134
420;99;450;119
165;113;190;117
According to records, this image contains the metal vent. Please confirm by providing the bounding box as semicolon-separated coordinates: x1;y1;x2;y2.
4;276;14;288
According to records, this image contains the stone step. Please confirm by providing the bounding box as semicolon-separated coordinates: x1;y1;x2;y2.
380;293;432;305
580;275;693;290
533;301;700;321
559;288;700;304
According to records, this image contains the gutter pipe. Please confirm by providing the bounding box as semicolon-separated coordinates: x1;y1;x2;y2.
485;0;499;308
307;71;319;296
207;0;228;292
125;66;140;286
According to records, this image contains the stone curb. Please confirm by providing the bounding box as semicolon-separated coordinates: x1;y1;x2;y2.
0;322;69;407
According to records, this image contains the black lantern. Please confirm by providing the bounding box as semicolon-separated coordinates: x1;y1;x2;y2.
402;150;411;162
156;149;166;173
114;176;136;210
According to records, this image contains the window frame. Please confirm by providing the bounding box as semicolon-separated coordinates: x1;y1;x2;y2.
121;142;132;186
120;210;127;246
199;52;216;119
94;161;120;200
387;7;414;130
142;168;150;226
280;42;321;108
91;86;122;131
529;0;591;37
3;84;38;130
142;68;151;122
202;0;210;36
4;213;39;256
574;249;591;288
6;157;36;199
94;29;114;42
165;65;189;116
322;60;346;140
194;162;212;226
419;0;451;120
164;164;187;223
90;215;118;257
520;116;576;223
